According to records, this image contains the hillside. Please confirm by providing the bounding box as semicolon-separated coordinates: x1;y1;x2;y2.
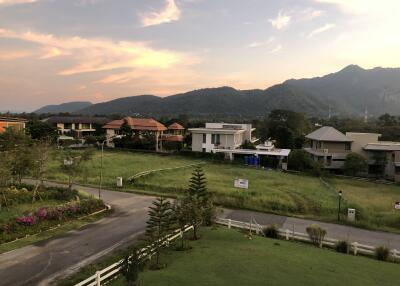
34;65;400;118
34;101;93;114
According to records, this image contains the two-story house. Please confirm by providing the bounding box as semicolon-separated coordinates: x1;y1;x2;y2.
44;116;108;138
189;123;257;153
0;116;27;133
304;126;353;169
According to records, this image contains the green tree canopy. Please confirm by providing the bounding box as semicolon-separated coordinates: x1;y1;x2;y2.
343;153;368;176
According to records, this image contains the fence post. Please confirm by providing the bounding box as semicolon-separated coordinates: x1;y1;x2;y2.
96;271;101;286
353;242;358;256
285;229;289;241
180;230;183;238
392;249;398;261
228;219;231;229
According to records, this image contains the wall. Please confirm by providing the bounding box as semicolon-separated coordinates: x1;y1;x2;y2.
346;133;380;156
0;121;25;133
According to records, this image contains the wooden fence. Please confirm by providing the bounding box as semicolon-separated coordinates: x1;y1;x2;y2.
74;225;194;286
215;218;400;260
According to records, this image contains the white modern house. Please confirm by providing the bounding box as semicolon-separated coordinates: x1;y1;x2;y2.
189;123;257;152
189;123;290;169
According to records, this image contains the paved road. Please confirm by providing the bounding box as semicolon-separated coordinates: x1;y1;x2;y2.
220;209;400;249
2;181;400;286
0;181;154;286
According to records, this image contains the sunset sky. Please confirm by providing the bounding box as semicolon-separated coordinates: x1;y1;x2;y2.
1;0;399;112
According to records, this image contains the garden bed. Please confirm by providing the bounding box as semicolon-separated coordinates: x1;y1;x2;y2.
0;185;105;244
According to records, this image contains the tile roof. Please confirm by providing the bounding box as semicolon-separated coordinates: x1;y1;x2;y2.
0;116;27;122
168;122;185;130
306;126;353;142
161;135;184;142
103;117;167;132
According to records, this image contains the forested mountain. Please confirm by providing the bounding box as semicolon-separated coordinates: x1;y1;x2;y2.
35;65;400;118
34;101;92;114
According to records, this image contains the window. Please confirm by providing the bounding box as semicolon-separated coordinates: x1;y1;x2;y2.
64;123;72;129
202;148;206;153
211;134;220;145
310;140;314;148
327;156;332;166
345;143;351;150
82;123;91;129
202;133;206;143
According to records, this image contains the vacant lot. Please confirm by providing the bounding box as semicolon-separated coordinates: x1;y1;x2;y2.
108;227;399;286
46;150;400;231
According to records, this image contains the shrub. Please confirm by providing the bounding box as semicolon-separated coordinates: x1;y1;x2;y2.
306;224;327;247
375;246;390;261
16;215;37;226
262;224;279;238
335;240;349;253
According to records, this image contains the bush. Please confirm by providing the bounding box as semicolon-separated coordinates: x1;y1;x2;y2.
335;240;349;253
306;224;327;247
262;224;279;238
375;246;390;261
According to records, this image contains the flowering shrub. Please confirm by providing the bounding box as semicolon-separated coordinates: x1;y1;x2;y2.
35;208;48;220
16;215;37;226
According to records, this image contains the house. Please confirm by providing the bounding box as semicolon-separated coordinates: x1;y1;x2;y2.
304;126;353;169
0;116;27;133
43;116;108;138
103;117;184;151
189;123;290;169
189;123;257;153
304;126;400;181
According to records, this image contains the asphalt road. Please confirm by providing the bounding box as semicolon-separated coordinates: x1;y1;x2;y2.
0;181;154;286
1;181;400;286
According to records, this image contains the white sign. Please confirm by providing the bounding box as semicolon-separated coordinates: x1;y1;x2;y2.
395;202;400;210
63;159;73;166
234;178;248;189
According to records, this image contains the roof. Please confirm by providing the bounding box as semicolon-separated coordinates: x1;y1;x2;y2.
44;116;108;124
214;148;291;157
364;142;400;151
103;117;167;132
188;128;245;135
306;126;353;142
0;116;27;123
168;122;185;130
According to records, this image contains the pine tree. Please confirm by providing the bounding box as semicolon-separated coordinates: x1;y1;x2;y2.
184;166;215;239
145;197;173;268
173;200;191;250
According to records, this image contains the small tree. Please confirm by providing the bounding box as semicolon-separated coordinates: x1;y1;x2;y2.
60;148;94;191
31;140;52;202
173;200;191;250
0;151;13;209
145;197;173;269
306;224;327;248
343;153;368;176
120;247;140;286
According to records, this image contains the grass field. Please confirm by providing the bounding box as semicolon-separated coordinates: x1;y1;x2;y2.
46;150;400;232
104;227;399;286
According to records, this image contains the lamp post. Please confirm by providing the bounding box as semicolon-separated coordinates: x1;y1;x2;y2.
337;190;342;221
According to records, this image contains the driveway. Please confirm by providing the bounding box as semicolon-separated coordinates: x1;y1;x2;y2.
0;181;154;286
220;209;400;249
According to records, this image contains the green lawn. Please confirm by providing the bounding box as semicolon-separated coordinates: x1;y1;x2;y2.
46;150;400;231
108;227;399;286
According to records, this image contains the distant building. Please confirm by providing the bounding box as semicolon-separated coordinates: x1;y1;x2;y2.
189;123;290;169
43;116;108;138
303;126;353;169
103;117;184;151
189;123;258;153
304;126;400;181
0;116;27;133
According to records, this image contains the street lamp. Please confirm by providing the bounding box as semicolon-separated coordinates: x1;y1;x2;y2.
337;190;342;221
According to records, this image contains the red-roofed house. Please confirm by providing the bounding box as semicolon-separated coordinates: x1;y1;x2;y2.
160;122;185;149
0;117;27;133
103;117;174;151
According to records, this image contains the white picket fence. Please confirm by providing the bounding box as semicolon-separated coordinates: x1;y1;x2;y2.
74;225;194;286
215;218;400;260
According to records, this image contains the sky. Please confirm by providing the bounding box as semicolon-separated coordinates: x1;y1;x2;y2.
0;0;400;112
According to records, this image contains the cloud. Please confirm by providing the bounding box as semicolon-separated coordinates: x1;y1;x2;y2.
247;37;274;48
269;11;291;30
0;0;37;6
0;50;32;60
269;44;282;53
141;0;181;27
314;0;400;15
0;28;196;76
307;23;335;38
299;7;325;21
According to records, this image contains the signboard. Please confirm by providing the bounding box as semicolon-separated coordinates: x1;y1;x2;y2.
234;178;248;189
63;159;73;166
395;202;400;210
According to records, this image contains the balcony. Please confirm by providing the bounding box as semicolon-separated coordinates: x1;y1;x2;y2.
304;147;350;157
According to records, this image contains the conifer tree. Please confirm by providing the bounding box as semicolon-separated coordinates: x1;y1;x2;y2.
145;197;173;268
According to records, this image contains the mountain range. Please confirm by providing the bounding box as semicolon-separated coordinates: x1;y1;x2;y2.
34;101;93;114
34;65;400;118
